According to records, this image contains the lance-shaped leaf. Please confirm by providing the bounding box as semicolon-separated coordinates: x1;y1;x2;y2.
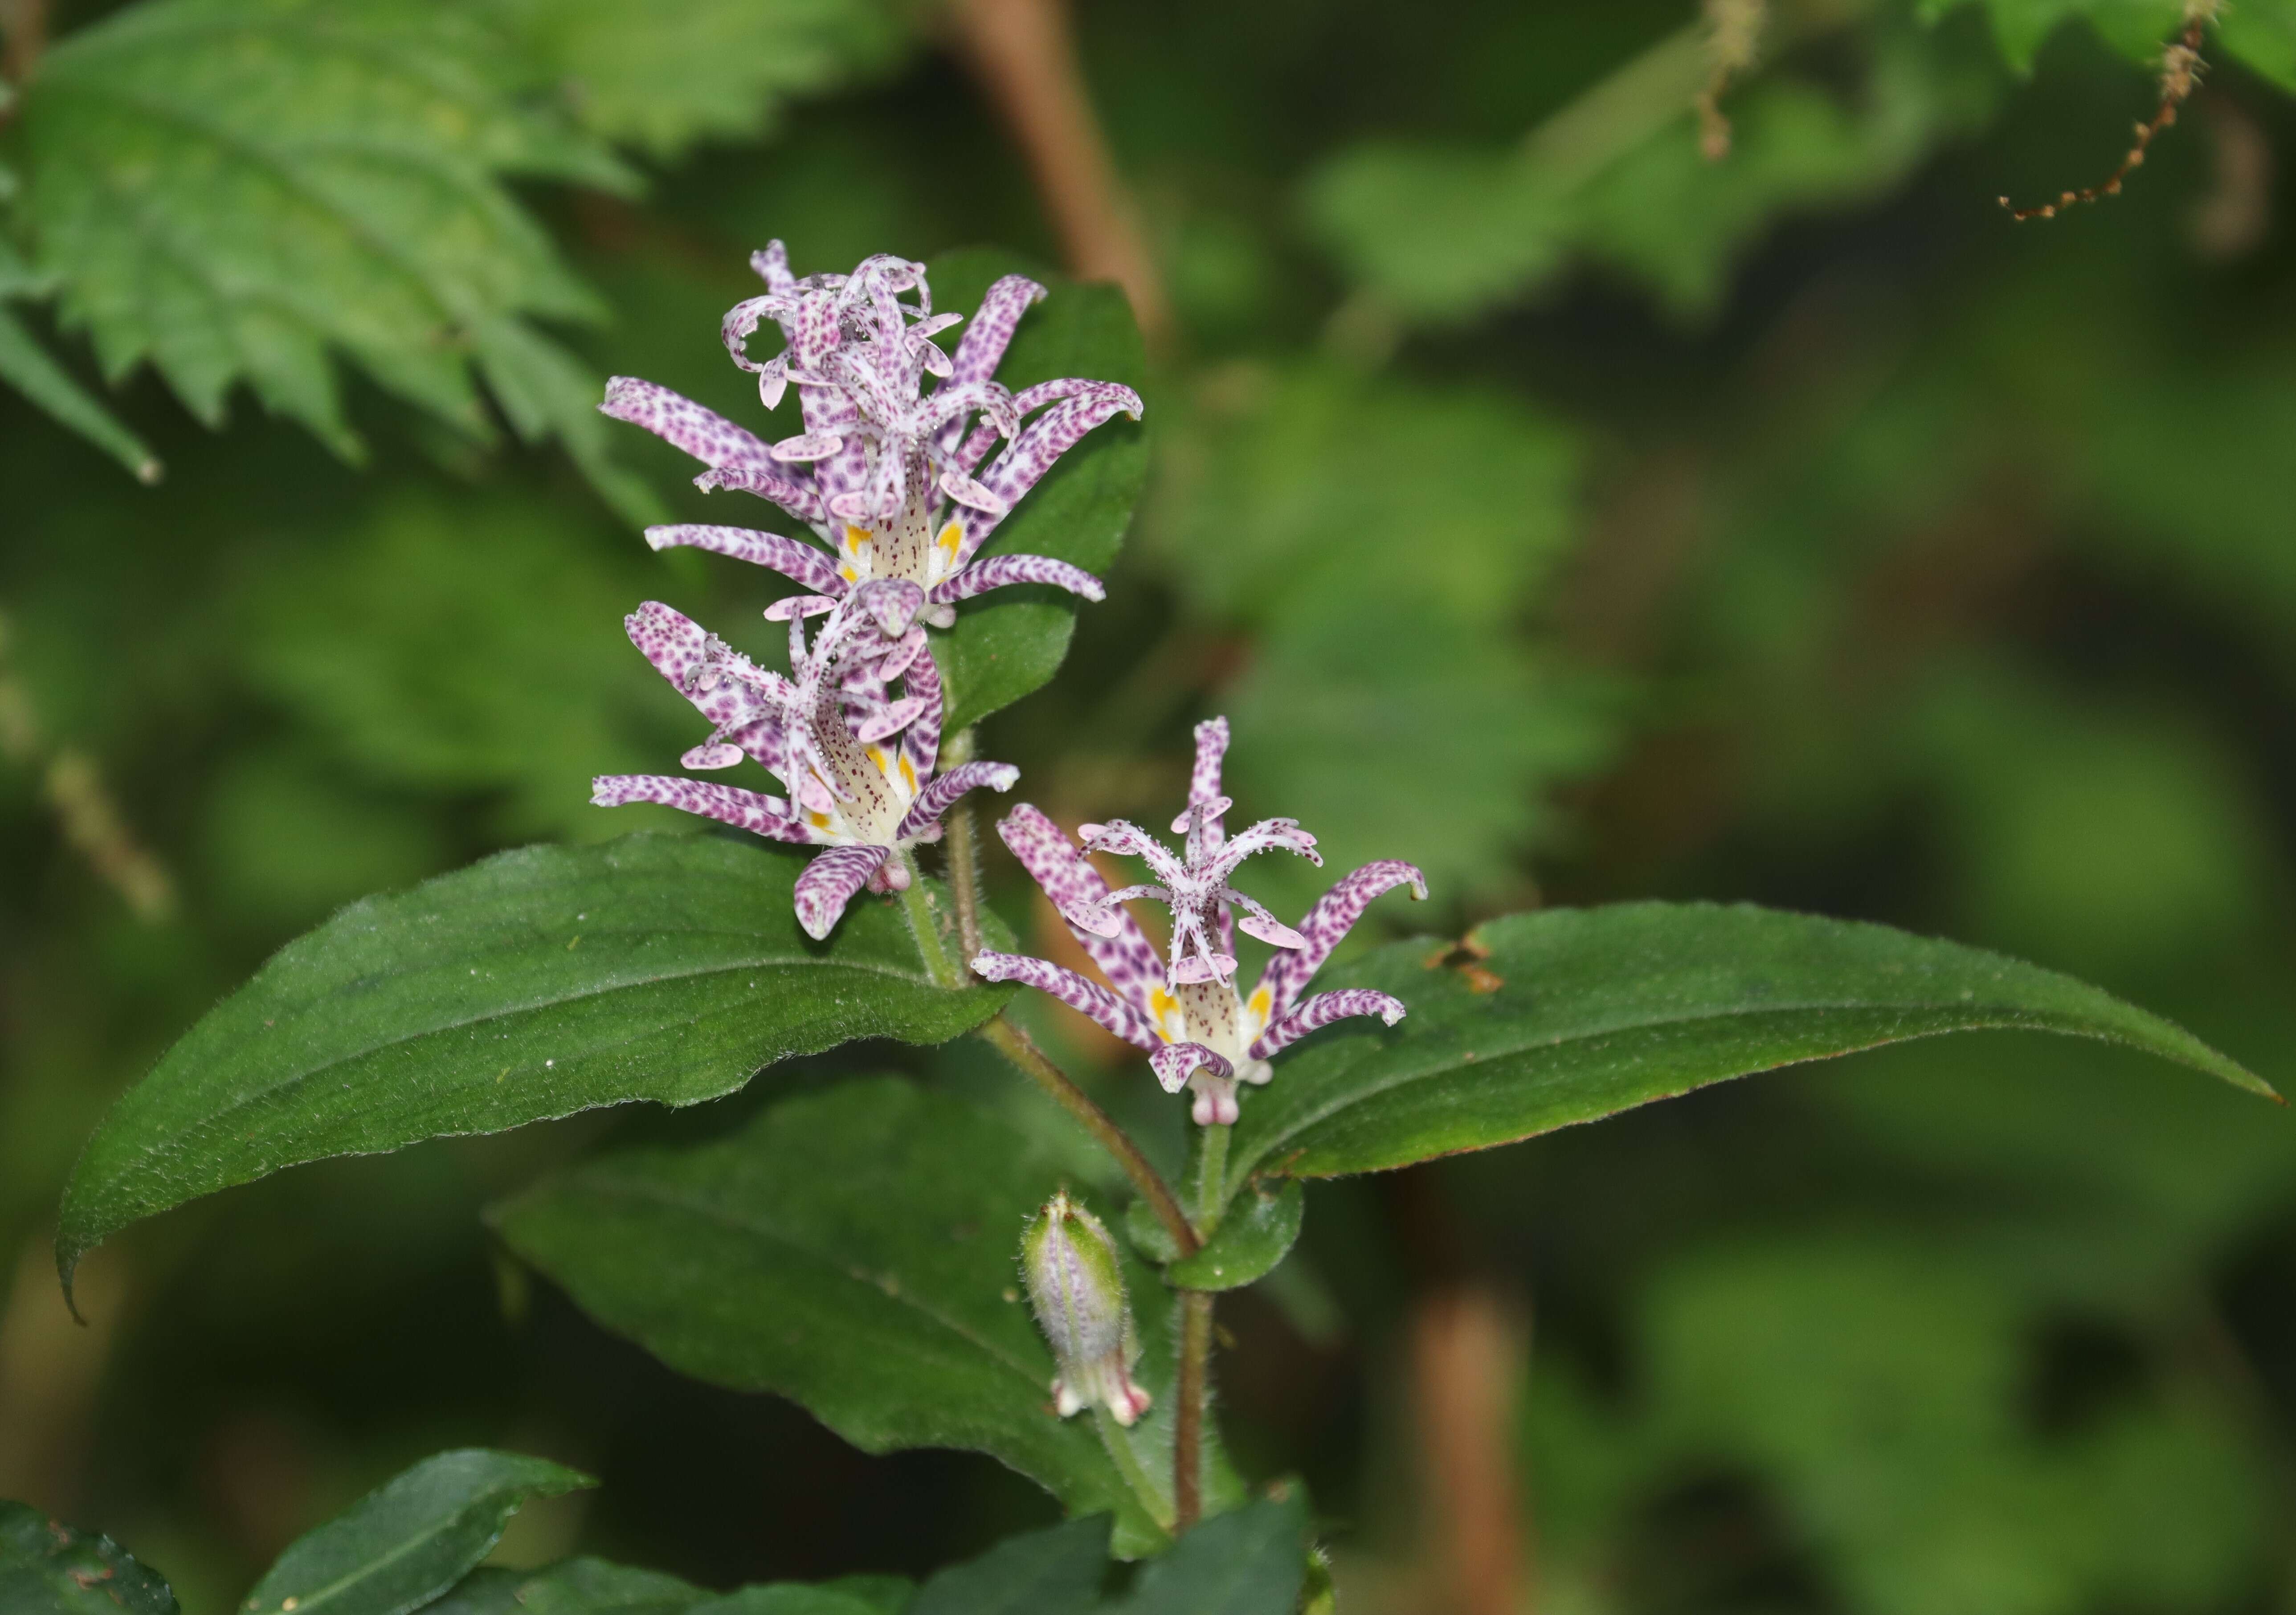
0;1500;178;1615
491;1078;1240;1558
923;251;1148;733
1166;1180;1303;1293
1223;902;2276;1198
243;1450;591;1615
59;834;1010;1297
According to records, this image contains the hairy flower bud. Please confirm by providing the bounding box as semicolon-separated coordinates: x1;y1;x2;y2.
1021;1191;1151;1426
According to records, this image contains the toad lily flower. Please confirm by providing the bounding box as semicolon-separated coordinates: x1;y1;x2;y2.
971;718;1427;1125
600;242;1141;629
591;579;1018;940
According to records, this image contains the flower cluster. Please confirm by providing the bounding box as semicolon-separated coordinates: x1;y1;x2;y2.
972;718;1426;1126
592;580;1019;939
598;246;1422;1127
601;242;1141;628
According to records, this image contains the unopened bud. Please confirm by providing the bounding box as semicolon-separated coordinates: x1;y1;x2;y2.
1021;1191;1151;1426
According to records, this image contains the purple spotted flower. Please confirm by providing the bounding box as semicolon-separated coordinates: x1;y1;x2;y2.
591;579;1018;940
600;243;1142;630
971;718;1427;1125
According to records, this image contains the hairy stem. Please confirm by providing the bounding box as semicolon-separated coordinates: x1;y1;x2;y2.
978;1015;1198;1257
1174;1288;1212;1531
894;855;961;989
1193;1122;1231;1232
940;728;989;962
1095;1407;1175;1536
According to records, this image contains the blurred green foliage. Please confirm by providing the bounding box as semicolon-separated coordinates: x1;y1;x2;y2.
5;0;2296;1611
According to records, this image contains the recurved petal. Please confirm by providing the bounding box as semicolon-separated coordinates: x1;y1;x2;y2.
1253;859;1429;1022
793;843;893;940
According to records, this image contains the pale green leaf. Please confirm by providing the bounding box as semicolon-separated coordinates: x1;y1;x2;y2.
20;0;642;504
0;302;159;480
496;0;911;159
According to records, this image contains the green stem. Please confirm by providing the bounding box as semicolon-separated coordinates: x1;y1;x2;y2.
1174;1288;1212;1532
1193;1122;1231;1232
894;853;960;989
940;727;988;962
979;1016;1199;1258
1095;1407;1176;1536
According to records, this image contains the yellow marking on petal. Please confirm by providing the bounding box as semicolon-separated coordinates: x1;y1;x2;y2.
1247;985;1273;1030
843;524;873;556
807;810;832;831
899;754;918;793
837;562;858;583
938;521;962;558
869;744;894;778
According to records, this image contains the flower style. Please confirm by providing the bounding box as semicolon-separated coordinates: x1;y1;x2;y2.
971;718;1427;1125
600;242;1142;629
591;579;1018;940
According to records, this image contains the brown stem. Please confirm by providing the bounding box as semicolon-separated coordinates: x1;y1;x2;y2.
978;1014;1199;1257
1173;1287;1212;1531
945;0;1171;347
0;0;46;87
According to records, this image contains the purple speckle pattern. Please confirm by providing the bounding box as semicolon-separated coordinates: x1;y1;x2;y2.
1252;858;1428;1024
947;273;1044;387
974;718;1425;1125
588;775;815;844
995;804;1167;1014
970;951;1163;1051
1149;1040;1232;1095
795;843;892;941
1249;988;1409;1060
931;553;1105;605
645;524;842;595
596;574;1019;940
898;760;1018;842
600;244;1134;616
1079;808;1318;988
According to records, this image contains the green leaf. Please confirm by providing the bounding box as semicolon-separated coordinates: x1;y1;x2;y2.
495;0;911;159
0;1500;178;1615
908;1517;1110;1615
58;833;1011;1294
1112;1493;1307;1615
0;303;159;480
690;1589;887;1615
924;250;1149;733
492;1078;1239;1558
1305;13;2001;325
428;1559;702;1615
1166;1180;1301;1293
244;1449;593;1615
1223;902;2276;1195
19;0;646;511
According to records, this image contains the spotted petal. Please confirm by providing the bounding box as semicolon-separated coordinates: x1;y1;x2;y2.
644;525;843;595
1249;988;1408;1060
590;776;815;844
969;951;1162;1051
1149;1040;1233;1095
794;844;893;941
1254;860;1429;1022
995;805;1165;1018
